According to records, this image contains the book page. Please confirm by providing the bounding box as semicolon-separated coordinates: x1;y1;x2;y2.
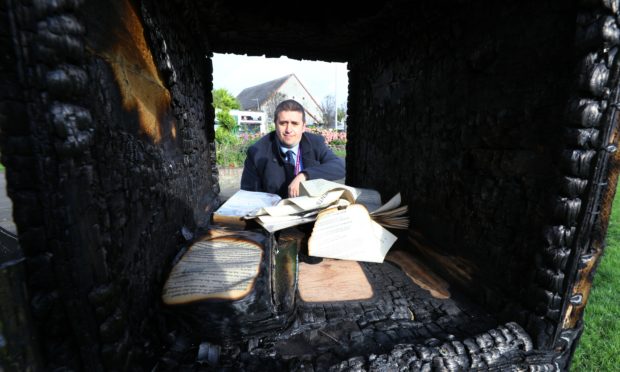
256;199;351;232
300;179;383;211
276;190;344;212
300;179;360;203
257;214;317;232
250;203;305;217
308;204;397;263
251;190;346;217
354;188;383;212
162;237;263;305
215;190;281;217
370;193;401;215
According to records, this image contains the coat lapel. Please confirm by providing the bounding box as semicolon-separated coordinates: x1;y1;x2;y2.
270;132;286;164
300;133;315;167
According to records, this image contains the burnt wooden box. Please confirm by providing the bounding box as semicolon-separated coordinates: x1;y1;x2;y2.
1;0;619;370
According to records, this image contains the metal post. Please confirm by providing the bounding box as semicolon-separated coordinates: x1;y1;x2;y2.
334;64;338;129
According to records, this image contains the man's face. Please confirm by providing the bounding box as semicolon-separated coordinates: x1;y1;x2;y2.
275;110;306;148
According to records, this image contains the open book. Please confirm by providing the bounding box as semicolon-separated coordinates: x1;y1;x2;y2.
308;204;398;263
212;190;282;226
161;229;302;338
162;234;265;304
246;179;409;233
212;180;408;263
300;179;409;229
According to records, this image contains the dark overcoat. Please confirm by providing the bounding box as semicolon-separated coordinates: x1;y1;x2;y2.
240;131;345;198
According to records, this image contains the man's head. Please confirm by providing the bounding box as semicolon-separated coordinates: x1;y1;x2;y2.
274;99;306;148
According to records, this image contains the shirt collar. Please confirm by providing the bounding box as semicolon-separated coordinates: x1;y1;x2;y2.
279;142;300;156
280;144;299;155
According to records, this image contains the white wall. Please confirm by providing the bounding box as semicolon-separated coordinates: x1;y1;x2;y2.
214;109;267;133
279;77;324;125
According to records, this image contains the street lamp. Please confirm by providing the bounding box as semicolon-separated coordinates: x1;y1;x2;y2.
253;98;260;111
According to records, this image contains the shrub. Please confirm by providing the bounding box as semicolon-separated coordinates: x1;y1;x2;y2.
215;129;346;167
307;127;347;146
216;142;246;167
216;110;238;133
215;126;239;145
216;132;261;167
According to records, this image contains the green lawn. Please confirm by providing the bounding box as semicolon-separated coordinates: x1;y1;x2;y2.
572;185;620;370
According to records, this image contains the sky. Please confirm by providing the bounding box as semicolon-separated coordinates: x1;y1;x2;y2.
211;53;349;107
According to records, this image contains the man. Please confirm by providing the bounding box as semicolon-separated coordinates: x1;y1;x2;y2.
241;99;345;198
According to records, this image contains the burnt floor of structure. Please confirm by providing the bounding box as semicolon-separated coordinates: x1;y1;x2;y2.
158;256;499;370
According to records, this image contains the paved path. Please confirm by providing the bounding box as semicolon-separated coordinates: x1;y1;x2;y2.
0;168;243;236
218;167;242;201
0;172;16;234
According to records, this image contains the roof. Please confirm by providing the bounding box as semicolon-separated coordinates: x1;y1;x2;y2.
236;75;292;110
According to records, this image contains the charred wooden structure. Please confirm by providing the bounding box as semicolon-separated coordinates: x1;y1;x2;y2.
2;0;620;370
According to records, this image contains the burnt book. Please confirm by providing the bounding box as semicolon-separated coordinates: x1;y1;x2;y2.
308;204;398;263
212;190;282;227
246;179;410;233
161;228;301;340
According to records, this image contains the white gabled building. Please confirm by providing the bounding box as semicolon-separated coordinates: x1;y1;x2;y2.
236;74;324;126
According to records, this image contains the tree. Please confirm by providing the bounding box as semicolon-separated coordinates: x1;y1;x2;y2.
337;104;347;128
212;88;240;144
321;95;336;128
214;109;239;145
216;109;237;132
212;88;241;110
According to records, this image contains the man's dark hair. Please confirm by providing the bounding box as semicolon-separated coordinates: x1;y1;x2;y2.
274;99;306;124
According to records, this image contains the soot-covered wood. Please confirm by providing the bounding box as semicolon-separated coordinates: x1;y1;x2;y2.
2;0;216;369
346;0;620;361
3;0;620;370
349;0;574;313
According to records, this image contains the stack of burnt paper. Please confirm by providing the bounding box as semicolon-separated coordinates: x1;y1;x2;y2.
162;180;409;340
213;179;409;263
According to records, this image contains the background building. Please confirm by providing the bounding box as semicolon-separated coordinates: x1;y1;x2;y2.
236;74;324;125
214;109;267;134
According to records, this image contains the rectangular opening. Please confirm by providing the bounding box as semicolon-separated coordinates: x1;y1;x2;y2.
211;53;348;197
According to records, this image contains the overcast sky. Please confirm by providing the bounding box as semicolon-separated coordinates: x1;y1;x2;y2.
211;53;349;107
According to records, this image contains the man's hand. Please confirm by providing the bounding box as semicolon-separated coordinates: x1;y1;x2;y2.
288;172;307;198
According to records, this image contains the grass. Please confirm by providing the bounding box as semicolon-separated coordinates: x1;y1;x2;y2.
572;185;620;370
333;149;347;158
